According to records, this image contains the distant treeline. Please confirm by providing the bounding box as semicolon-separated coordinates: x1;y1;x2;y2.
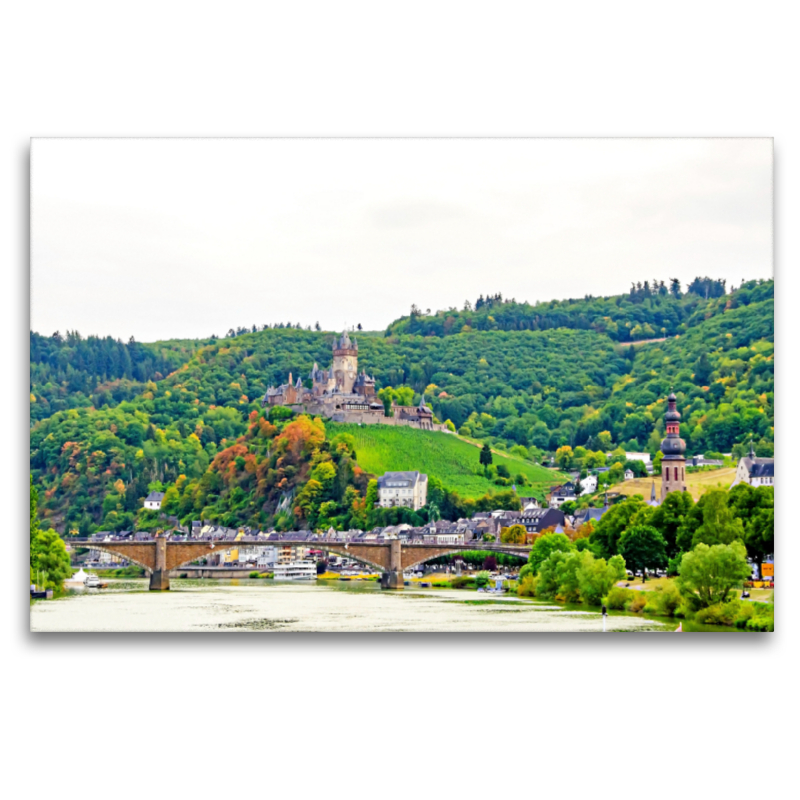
386;277;769;340
29;331;201;421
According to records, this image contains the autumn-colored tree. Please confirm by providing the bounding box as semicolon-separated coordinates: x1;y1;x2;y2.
555;445;574;470
276;415;325;458
500;524;527;544
570;519;594;541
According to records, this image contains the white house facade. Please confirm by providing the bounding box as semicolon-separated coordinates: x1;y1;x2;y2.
144;491;165;511
377;471;428;510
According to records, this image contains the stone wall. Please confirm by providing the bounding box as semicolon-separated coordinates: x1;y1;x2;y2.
328;409;450;432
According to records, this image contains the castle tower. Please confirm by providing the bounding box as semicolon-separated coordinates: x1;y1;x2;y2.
332;329;358;394
660;391;687;500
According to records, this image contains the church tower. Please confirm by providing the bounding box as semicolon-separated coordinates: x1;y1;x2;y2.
660;391;687;500
332;330;358;394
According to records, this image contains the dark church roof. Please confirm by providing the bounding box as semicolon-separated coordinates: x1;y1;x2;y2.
745;459;774;477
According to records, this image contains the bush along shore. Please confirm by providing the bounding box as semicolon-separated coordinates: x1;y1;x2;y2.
514;532;773;631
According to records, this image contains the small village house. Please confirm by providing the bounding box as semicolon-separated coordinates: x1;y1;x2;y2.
144;491;165;511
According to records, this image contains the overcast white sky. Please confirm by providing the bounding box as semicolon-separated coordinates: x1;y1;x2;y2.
31;138;772;342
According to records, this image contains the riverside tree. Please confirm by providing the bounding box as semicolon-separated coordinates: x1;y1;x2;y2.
532;549;626;606
617;524;668;581
647;490;694;559
728;484;774;573
30;475;71;592
677;541;752;608
590;496;648;559
528;531;574;574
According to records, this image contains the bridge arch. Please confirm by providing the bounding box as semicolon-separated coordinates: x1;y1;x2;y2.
313;544;388;572
401;545;528;572
77;542;157;573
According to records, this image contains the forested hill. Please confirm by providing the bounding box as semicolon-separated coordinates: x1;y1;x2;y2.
30;331;203;422
29;277;773;534
385;277;772;341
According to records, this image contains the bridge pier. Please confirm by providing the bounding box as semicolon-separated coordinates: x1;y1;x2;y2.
381;539;404;590
149;570;170;590
380;570;405;589
149;535;170;591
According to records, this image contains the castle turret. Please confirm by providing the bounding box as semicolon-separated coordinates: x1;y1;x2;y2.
332;328;358;394
660;391;687;500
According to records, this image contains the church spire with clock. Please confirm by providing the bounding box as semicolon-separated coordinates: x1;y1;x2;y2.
660;391;687;500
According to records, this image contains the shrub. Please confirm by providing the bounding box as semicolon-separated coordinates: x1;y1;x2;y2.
606;586;632;610
694;599;741;626
674;601;693;619
517;574;538;597
746;612;774;632
626;592;647;613
518;563;533;581
475;571;490;588
249;571;260;579
450;576;473;589
643;581;682;617
736;602;774;632
733;603;756;629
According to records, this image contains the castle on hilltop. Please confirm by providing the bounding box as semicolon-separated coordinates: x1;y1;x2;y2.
262;330;449;431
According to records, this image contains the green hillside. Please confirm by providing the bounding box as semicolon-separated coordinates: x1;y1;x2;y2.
327;422;565;500
29;276;773;532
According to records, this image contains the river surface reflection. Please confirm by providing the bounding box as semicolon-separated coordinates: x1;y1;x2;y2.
30;579;676;633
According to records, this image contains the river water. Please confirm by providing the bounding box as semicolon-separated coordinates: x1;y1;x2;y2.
30;579;676;633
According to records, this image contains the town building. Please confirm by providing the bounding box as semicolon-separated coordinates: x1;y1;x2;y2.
262;330;449;431
144;491;165;511
731;442;775;488
624;468;635;481
660;391;687;501
520;507;566;538
377;471;428;510
419;521;465;545
573;504;609;528
579;475;597;495
548;482;577;508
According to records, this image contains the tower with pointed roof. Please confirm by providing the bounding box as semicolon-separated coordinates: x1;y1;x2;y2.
332;329;358;394
660;391;687;500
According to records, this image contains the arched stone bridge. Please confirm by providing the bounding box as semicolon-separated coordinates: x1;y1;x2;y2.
70;536;530;590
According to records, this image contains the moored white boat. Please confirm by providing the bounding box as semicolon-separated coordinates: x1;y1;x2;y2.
65;568;89;586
